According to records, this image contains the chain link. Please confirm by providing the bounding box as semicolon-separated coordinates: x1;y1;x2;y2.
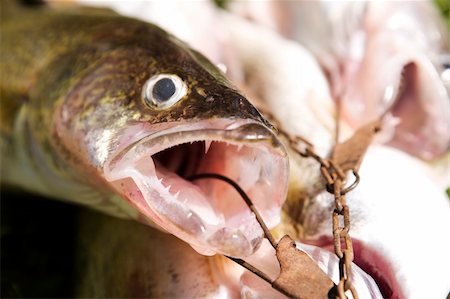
261;107;378;299
277;127;360;299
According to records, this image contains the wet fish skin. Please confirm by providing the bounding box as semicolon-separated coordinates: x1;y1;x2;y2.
0;3;268;213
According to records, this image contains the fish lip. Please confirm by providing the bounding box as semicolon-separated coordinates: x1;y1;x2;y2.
103;118;289;257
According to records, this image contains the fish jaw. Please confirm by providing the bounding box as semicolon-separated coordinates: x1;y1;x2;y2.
103;118;288;258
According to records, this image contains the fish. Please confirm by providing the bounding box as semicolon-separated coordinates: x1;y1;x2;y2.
57;3;450;297
4;2;449;298
100;8;384;296
335;1;450;161
72;1;342;220
229;0;450;161
0;1;289;259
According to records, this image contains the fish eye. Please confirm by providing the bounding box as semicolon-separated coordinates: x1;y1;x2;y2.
142;74;187;109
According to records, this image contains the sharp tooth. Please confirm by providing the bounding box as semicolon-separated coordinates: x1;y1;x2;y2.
174;191;180;199
165;185;171;192
204;140;212;154
237;144;243;152
158;178;163;183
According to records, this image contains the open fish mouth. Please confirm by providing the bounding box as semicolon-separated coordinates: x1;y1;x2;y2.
104;119;289;258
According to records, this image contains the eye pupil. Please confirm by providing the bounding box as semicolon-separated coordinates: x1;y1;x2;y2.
152;78;176;102
143;74;187;109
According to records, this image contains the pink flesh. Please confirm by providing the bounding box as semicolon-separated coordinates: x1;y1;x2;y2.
103;121;288;258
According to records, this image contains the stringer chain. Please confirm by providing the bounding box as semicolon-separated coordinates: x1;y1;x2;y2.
279;130;360;299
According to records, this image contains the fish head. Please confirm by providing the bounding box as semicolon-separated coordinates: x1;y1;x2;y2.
340;2;450;160
55;25;288;258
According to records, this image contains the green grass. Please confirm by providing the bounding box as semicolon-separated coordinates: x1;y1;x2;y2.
435;0;450;27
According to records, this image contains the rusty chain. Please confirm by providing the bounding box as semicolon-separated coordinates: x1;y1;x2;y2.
276;128;360;299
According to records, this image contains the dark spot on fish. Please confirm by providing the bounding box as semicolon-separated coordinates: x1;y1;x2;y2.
171;272;180;284
152;78;176;103
167;265;180;284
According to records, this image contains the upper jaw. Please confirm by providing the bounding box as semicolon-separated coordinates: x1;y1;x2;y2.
103;118;289;257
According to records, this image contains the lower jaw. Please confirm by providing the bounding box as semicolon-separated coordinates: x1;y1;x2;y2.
105;141;288;258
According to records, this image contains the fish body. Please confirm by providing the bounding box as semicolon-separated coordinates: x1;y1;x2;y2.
0;2;289;258
229;0;450;161
76;209;229;298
